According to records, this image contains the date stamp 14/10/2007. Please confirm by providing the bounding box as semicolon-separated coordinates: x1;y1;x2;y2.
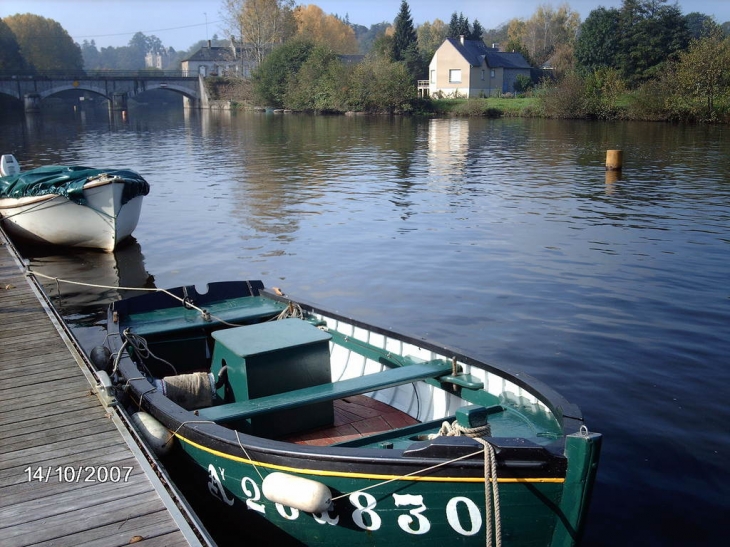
24;466;134;483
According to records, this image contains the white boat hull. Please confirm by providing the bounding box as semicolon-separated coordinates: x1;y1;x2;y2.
0;180;143;252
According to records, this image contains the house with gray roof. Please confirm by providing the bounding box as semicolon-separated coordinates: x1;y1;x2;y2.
427;37;532;98
181;41;257;78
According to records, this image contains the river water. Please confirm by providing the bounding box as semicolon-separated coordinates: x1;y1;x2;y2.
1;105;728;546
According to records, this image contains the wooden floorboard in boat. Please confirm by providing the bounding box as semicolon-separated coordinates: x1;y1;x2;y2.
285;395;419;446
0;233;206;547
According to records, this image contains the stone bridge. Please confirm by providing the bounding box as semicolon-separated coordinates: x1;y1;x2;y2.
0;71;208;112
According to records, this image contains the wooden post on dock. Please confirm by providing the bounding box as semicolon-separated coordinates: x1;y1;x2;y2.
606;150;623;171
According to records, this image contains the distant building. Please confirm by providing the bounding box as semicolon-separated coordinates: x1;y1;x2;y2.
427;36;532;98
181;40;257;78
145;49;172;70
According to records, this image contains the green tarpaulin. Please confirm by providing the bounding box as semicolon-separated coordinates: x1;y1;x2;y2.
0;165;150;206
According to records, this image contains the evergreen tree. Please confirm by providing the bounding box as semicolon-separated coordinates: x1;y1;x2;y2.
575;7;621;71
392;1;417;62
448;12;471;39
470;19;485;41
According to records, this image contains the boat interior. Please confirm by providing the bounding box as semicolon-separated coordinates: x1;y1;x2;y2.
119;293;564;450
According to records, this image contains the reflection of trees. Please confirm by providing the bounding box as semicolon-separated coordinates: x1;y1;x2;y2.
226;113;423;236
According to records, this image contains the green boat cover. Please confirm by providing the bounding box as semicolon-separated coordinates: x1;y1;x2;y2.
0;165;150;206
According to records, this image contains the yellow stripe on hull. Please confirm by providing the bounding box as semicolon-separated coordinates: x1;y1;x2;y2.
176;433;565;484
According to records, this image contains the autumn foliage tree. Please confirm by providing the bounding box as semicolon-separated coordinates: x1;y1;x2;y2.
0;18;27;71
506;4;580;67
4;13;82;72
222;0;297;66
293;4;358;54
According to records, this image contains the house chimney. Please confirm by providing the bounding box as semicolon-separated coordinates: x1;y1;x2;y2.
208;39;212;48
460;35;465;45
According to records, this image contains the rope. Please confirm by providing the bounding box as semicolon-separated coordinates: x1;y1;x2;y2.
329;447;485;501
437;419;501;547
121;329;178;375
275;301;304;320
26;269;250;328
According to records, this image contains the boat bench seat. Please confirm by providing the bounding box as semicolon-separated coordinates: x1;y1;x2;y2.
197;360;454;425
128;296;285;338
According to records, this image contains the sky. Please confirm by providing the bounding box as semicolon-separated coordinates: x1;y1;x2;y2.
2;0;730;51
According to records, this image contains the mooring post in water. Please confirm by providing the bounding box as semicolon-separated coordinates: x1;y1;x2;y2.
606;149;623;171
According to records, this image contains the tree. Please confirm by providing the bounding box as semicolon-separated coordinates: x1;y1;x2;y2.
222;0;296;66
4;14;82;72
471;20;485;41
616;0;690;84
294;4;358;54
684;12;721;40
285;44;347;111
392;1;417;62
354;22;391;54
417;19;448;60
252;38;314;106
347;56;415;113
577;0;690;85
671;27;730;120
508;4;580;68
448;12;470;39
505;19;533;65
0;18;27;72
482;23;510;49
80;40;101;70
575;7;621;71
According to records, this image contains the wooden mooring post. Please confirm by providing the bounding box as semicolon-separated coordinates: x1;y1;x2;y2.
606;149;623;171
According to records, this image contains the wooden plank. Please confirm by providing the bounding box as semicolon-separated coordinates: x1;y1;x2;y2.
0;235;204;547
29;510;184;547
198;359;453;423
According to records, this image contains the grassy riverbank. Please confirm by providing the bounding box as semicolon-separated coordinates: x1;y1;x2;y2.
429;97;540;117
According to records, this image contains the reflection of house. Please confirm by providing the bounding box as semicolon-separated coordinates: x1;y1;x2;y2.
181;40;257;78
427;36;531;98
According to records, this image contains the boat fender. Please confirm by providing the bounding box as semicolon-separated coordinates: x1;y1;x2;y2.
131;411;173;456
262;472;333;514
0;154;20;177
89;345;113;373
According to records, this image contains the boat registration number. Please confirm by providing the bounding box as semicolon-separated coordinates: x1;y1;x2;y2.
207;464;485;537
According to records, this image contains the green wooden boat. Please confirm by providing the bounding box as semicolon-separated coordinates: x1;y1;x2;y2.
98;281;601;546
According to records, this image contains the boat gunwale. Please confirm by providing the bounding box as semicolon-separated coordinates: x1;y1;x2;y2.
0;192;59;208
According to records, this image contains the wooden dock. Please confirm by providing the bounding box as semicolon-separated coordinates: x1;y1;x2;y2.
0;231;212;547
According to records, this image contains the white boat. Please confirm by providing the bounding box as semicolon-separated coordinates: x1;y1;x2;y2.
0;154;149;252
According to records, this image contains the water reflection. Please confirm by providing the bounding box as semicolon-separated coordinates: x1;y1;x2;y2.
2;109;730;547
17;240;155;348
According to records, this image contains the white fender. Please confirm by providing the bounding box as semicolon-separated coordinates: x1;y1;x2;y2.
262;472;333;514
131;411;173;456
0;154;20;177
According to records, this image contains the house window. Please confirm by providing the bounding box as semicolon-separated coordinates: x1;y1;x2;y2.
490;69;495;78
449;69;462;83
481;70;485;81
430;70;435;83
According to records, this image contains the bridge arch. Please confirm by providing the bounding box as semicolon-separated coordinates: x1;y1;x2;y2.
0;72;205;111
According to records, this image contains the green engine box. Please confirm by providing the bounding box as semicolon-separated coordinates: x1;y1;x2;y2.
210;318;333;437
